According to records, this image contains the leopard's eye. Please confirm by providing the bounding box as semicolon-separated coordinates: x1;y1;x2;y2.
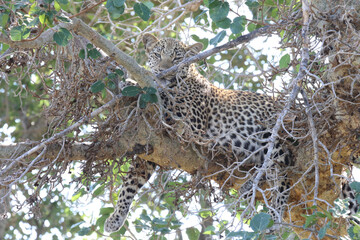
173;53;184;61
153;53;161;58
173;57;183;62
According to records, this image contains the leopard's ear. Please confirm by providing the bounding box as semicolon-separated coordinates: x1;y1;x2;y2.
185;43;203;57
143;34;159;53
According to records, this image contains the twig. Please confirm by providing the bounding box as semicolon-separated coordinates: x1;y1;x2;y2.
0;95;121;177
248;0;311;220
156;25;275;79
69;0;107;19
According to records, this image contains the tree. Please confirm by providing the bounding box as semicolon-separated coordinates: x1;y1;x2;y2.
0;0;360;239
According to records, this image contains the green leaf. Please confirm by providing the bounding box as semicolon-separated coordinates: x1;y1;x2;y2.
350;182;360;192
88;48;101;59
53;27;72;46
139;99;147;109
348;226;356;239
107;73;117;79
264;0;285;6
119;225;127;235
100;207;114;215
203;225;215;235
122;86;141;97
86;43;93;49
230;16;246;34
140;93;157;103
144;87;157;94
38;13;46;24
39;11;55;26
148;94;158;103
265;235;277;240
113;0;125;7
91;80;105;93
318;223;328;239
54;1;61;10
96;215;107;232
247;23;256;32
106;0;125;19
194;10;208;24
215;18;231;29
79;49;85;59
208;0;221;9
315;212;327;218
350;224;360;239
210;30;226;46
250;213;271;232
78;227;92;236
140;93;150;103
186;227;200;240
303;213;318;228
29;2;40;15
199;210;214;218
134;3;151;21
357;194;360;205
204;0;217;7
227;231;256;239
28;17;40;28
10;25;31;41
92;185;105;198
209;1;229;22
170;220;182;229
140;210;151;221
0;13;9;28
71;188;86;201
56;0;68;5
279;54;291;69
143;1;154;9
245;0;260;8
107;80;117;90
191;35;209;50
115;69;124;76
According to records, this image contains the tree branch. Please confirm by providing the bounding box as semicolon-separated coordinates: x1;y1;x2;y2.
0;18;280;89
156;25;275;79
0;95;120;177
0;18;156;88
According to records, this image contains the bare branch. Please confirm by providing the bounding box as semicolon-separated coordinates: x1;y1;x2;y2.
157;25;275;79
0;95;120;177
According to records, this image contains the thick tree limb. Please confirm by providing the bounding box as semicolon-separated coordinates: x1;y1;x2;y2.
0;118;205;175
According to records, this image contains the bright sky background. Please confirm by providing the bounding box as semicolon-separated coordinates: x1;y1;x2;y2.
1;1;360;240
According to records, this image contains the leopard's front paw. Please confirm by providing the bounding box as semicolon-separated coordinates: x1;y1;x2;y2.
104;210;127;233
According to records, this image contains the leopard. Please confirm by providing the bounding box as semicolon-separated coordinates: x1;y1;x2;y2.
104;33;296;233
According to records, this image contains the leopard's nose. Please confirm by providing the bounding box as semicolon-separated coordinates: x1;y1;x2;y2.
159;62;174;70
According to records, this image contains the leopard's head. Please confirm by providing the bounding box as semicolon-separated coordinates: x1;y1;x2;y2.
142;33;203;85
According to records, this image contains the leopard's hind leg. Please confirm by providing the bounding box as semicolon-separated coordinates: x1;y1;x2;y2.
239;144;293;228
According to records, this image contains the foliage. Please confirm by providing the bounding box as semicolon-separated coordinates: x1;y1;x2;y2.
1;0;360;239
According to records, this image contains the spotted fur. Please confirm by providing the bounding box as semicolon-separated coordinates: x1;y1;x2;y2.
342;183;359;216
